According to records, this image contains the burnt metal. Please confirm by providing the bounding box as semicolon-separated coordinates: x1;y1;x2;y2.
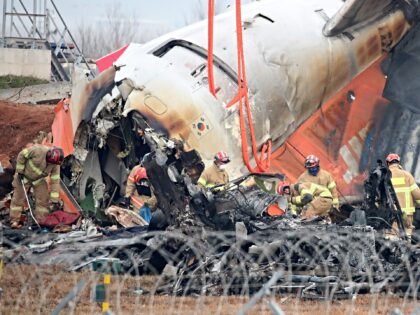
362;160;406;239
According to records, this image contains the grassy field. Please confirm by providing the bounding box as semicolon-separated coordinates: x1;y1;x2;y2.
0;75;48;89
0;265;417;314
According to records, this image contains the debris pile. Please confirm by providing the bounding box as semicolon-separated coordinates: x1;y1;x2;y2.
2;109;419;301
4;222;419;300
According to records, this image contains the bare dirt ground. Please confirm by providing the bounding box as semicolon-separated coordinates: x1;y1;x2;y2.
0;101;54;197
0;265;417;315
0;100;54;167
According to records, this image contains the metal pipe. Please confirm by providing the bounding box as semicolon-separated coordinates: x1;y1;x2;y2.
32;0;36;47
43;0;47;39
2;0;7;47
50;0;92;72
20;177;40;228
13;7;31;38
4;12;45;17
9;0;14;37
17;0;43;39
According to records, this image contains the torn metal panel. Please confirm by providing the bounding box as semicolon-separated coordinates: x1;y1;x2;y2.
102;148;129;197
323;0;395;36
76;150;104;204
63;0;414;183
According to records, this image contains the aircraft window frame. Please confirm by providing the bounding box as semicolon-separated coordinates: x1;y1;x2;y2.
149;39;238;84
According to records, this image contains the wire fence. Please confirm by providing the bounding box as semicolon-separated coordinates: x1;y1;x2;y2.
1;225;419;314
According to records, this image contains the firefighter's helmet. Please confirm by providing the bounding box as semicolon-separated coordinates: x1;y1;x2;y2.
46;147;64;165
214;151;230;163
133;167;148;183
386;153;400;164
276;181;291;195
304;154;320;168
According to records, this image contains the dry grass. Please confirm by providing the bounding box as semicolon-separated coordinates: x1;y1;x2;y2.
0;265;417;314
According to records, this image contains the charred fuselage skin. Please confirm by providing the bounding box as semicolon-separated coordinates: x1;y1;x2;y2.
115;0;413;175
64;0;418;201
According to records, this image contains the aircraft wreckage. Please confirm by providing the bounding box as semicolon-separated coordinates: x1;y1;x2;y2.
3;0;420;300
4;121;420;299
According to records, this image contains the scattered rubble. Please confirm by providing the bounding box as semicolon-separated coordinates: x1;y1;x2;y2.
0;82;71;104
2;116;419;301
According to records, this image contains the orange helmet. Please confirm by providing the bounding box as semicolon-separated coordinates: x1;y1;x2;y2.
133;167;148;183
276;181;291;195
386;153;400;164
305;154;320;168
215;151;230;163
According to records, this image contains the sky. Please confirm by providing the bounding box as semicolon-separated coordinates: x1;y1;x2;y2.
0;0;254;56
53;0;247;32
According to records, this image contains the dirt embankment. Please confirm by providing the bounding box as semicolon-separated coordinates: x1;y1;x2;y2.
0;101;55;197
0;100;54;166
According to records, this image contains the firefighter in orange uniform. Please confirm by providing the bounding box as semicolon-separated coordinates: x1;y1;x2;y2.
125;165;157;223
10;145;64;229
298;155;339;209
386;153;420;236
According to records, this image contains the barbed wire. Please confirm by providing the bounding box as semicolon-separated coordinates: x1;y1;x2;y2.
1;226;419;314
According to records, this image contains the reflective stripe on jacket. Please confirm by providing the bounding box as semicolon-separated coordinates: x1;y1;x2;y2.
125;165;157;211
298;169;339;206
389;164;420;214
198;163;229;188
15;144;60;200
292;182;333;205
125;165;143;198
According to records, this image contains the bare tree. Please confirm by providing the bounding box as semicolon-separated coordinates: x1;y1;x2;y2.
75;2;171;59
182;0;225;26
182;0;258;26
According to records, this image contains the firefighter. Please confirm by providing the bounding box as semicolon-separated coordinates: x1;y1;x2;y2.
10;145;64;229
386;153;420;236
298;154;339;208
198;151;230;188
125;165;157;223
290;182;333;219
274;181;294;215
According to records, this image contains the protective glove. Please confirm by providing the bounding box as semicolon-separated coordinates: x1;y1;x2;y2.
120;196;131;207
301;193;313;205
50;200;63;211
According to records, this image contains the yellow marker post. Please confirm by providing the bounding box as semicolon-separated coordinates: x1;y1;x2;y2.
102;274;111;313
93;258;121;314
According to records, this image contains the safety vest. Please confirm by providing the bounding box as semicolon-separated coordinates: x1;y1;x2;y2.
389;164;420;214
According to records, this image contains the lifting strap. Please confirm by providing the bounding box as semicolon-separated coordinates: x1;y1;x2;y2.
207;0;272;172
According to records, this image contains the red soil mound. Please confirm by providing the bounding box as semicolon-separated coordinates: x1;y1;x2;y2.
0;100;54;166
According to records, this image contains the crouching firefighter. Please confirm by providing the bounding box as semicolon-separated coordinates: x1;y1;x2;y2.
198;151;230;189
291;182;333;219
10;145;64;229
125;166;157;223
386;153;420;236
298;154;340;209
